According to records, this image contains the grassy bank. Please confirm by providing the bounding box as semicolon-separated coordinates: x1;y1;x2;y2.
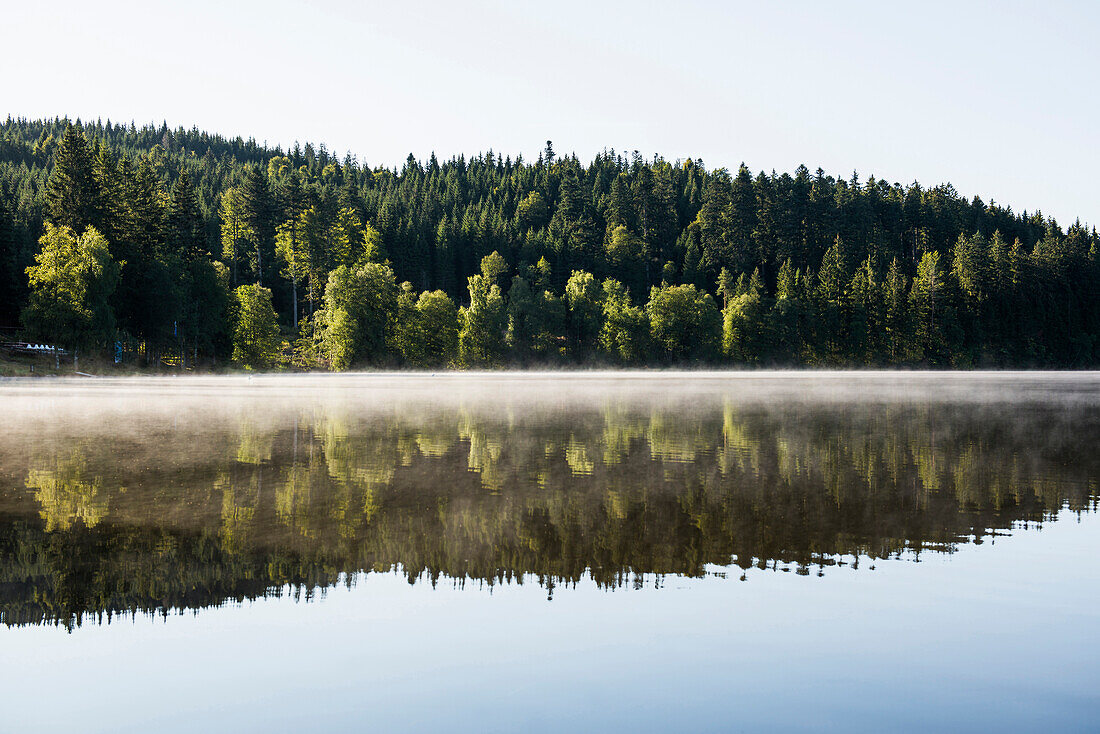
0;353;239;378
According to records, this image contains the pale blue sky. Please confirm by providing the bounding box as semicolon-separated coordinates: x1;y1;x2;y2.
4;0;1097;225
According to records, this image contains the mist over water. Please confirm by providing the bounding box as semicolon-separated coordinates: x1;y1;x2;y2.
1;372;1098;732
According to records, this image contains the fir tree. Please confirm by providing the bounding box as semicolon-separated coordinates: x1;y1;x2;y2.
46;123;99;234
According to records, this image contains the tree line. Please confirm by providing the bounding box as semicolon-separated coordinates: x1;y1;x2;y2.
1;117;1097;368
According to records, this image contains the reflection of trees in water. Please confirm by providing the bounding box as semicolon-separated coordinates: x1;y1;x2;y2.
460;411;505;492
1;401;1096;628
219;471;258;555
234;417;273;466
25;448;108;532
319;414;393;537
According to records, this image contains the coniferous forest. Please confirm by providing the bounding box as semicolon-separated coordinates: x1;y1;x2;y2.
1;117;1097;370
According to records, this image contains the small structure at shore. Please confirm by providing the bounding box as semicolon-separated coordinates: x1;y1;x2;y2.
1;341;68;358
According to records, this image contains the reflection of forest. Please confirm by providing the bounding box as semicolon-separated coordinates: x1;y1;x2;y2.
1;401;1096;629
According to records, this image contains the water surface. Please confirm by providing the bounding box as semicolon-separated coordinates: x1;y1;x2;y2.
1;372;1097;732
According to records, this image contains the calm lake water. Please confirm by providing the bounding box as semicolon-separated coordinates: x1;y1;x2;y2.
1;372;1098;733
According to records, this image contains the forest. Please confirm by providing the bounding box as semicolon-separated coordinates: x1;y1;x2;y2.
1;117;1097;369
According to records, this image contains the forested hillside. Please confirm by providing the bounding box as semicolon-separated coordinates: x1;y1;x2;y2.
1;117;1096;368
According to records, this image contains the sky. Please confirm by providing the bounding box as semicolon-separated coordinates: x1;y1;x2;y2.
3;0;1097;225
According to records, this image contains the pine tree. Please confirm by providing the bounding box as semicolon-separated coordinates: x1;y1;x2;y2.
46;123;98;233
696;169;733;281
772;258;805;362
910;250;945;362
0;190;20;325
882;258;911;363
716;267;735;308
275;217;309;330
107;155;176;354
168;171;206;263
814;237;848;362
91;144;120;243
220;188;246;286
846;255;879;362
729;163;758;274
606;174;635;230
239;166;275;284
0;117;1097;369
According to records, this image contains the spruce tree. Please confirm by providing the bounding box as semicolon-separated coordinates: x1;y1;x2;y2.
239;166;275;284
882;258;911;364
0;190;19;325
168;171;206;262
46;123;98;233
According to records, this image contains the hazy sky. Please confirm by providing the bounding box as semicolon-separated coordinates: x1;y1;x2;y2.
4;0;1097;225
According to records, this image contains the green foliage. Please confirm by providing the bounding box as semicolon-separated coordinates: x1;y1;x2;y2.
722;269;766;362
274;222;304;326
564;270;604;359
1;117;1098;367
329;206;382;269
716;267;735;308
0;193;22;324
599;279;649;363
22;223;119;354
168;171;205;263
220;188;247;286
182;259;230;361
882;258;912;363
459;253;508;366
846;256;880;362
479;250;509;285
506;274;566;361
319;263;398;368
814;238;849;361
605;224;646;296
646;283;721;362
45;124;98;234
295;205;330;311
910;250;945;362
239;165;275;284
516;191;548;229
231;283;281;369
394;289;459;367
322;306;357;371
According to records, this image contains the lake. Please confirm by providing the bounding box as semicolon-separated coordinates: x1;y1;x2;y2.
0;372;1097;733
